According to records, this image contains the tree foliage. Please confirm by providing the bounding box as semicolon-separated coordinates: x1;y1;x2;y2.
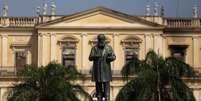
7;62;91;101
116;50;195;101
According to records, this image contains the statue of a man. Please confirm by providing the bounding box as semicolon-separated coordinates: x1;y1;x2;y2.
89;34;116;101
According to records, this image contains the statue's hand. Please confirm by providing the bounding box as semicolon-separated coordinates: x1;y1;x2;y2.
106;53;115;62
93;54;102;60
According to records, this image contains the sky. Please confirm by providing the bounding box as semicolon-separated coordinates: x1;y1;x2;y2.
0;0;201;17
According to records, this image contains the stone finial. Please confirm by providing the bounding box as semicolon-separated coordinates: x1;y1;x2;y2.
160;5;165;16
145;0;151;16
2;0;8;17
50;0;56;15
153;2;159;16
36;6;41;16
192;4;199;18
42;0;48;15
146;4;151;16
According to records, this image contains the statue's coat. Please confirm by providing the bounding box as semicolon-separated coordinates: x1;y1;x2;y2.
89;45;116;82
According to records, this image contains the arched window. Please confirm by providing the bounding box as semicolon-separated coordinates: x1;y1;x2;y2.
121;36;142;63
58;37;78;67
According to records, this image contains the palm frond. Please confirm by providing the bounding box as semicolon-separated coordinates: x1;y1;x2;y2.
166;57;195;77
170;78;195;101
7;62;90;101
116;50;196;101
121;57;141;80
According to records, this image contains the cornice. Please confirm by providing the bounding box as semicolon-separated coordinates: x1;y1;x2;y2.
0;27;35;31
164;27;201;32
36;26;165;30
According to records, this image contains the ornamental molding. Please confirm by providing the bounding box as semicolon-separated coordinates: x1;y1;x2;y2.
89;37;111;46
81;33;88;37
1;34;8;38
38;33;49;37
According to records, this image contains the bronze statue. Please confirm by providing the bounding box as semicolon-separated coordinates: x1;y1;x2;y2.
89;34;116;101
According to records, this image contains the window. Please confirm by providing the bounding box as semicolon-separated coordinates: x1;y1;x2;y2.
169;45;187;62
59;37;78;68
121;36;142;63
62;47;76;67
125;48;139;63
11;44;30;72
15;51;27;71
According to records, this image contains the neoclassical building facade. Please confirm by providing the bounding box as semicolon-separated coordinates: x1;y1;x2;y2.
0;7;201;101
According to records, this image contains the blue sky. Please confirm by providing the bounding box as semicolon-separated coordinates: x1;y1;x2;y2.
1;0;201;17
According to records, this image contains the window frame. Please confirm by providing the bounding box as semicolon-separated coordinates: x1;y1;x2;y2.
169;45;188;62
121;36;142;64
58;37;78;68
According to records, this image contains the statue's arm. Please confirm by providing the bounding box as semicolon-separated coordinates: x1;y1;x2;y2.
106;46;116;62
89;47;99;61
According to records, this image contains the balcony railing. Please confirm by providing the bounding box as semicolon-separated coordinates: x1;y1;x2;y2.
0;17;38;27
0;67;122;77
166;18;201;28
0;67;18;77
1;67;201;78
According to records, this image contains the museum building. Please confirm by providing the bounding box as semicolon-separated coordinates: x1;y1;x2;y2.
0;3;201;101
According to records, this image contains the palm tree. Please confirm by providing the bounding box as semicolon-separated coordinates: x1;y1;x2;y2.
116;50;196;101
7;62;91;101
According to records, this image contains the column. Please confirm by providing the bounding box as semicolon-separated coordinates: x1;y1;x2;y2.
113;33;119;72
193;90;200;101
26;48;31;65
1;34;8;67
38;33;47;66
81;33;88;72
50;33;56;61
153;34;163;55
145;34;153;54
0;88;7;101
38;33;42;66
162;36;167;58
42;33;48;66
193;36;199;68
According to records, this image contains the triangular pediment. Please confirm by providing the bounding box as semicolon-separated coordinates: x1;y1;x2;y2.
37;7;163;29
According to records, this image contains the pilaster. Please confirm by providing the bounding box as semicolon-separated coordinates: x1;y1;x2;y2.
162;35;167;58
81;33;88;71
153;34;163;55
112;33;119;71
192;36;199;68
193;90;200;101
0;88;7;101
50;33;56;61
1;34;8;67
144;34;153;54
38;33;48;66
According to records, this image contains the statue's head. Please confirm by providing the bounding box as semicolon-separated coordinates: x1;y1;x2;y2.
97;34;106;48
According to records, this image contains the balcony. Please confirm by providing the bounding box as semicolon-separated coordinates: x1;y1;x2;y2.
166;18;201;28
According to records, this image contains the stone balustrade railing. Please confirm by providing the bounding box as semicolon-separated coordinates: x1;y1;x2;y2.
166;18;201;28
1;16;201;28
1;66;201;78
0;17;38;27
0;67;122;77
0;67;18;77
